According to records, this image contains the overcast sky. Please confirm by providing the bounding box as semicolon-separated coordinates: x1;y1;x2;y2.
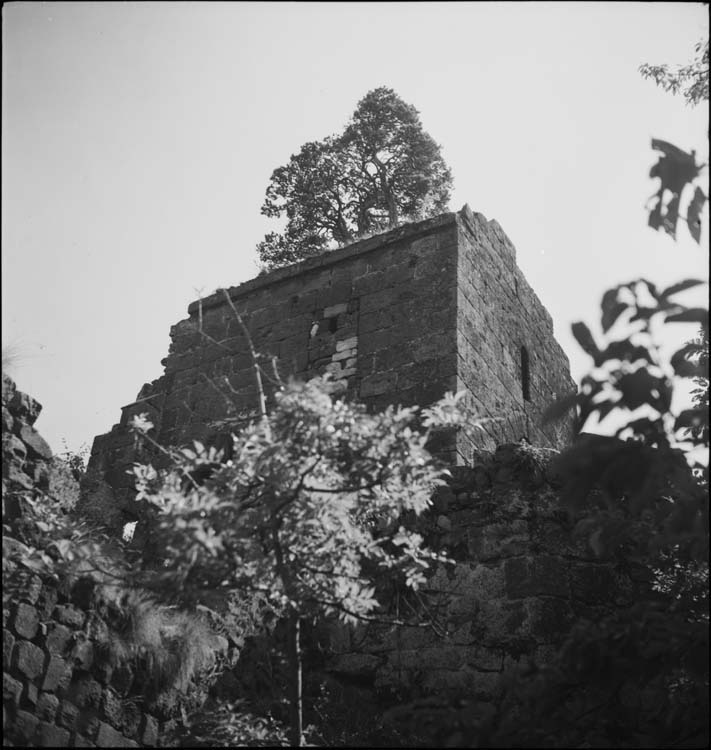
2;1;709;456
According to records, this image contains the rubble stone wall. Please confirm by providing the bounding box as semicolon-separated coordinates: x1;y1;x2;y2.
3;375;174;748
315;443;644;737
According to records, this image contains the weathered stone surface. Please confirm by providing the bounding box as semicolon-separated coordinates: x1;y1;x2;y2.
67;675;102;709
3;461;34;488
96;720;139;748
2;373;17;405
42;655;72;692
20;573;44;605
18;424;53;460
54;604;86;629
37;720;71;747
3;671;23;705
3;433;27;461
139;713;159;746
3;629;16;670
12;602;40;639
71;638;94;671
13;639;46;680
9;390;43;425
57;699;80;729
36;691;60;721
2;405;14;432
71;732;97;748
45;622;74;655
76;708;101;738
121;702;141;738
22;680;39;707
100;687;123;729
11;708;40;743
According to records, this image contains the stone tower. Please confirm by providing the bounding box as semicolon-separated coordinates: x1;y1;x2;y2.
87;205;575;519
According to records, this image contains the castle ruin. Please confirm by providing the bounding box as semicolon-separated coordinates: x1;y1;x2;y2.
87;205;575;524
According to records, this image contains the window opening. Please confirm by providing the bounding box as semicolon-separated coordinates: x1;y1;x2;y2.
521;346;531;402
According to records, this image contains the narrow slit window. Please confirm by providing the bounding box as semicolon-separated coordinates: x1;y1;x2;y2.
521;346;531;401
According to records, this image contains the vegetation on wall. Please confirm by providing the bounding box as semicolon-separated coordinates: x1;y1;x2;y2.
126;294;466;744
464;38;710;750
256;87;453;269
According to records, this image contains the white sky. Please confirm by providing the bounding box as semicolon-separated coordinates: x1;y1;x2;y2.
2;1;709;456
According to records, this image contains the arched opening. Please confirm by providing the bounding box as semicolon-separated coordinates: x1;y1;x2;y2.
521;346;531;402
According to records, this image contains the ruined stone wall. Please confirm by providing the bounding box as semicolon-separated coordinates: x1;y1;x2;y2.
309;443;644;743
88;206;574;517
2;375;163;747
2;375;229;748
455;206;575;458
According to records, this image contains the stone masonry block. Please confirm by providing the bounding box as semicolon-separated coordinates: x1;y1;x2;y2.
71;638;95;671
139;713;159;746
36;691;60;721
37;721;71;747
96;720;139;748
122;702;142;738
8;390;43;424
335;335;358;352
37;584;59;619
45;622;74;655
19;573;44;605
21;680;38;707
11;709;40;744
3;629;15;670
68;676;102;709
13;639;46;680
3;671;23;706
323;302;348;317
11;602;40;639
57;699;80;729
54;604;86;629
100;687;123;729
71;733;98;748
360;371;397;398
17;424;53;460
42;655;72;692
504;556;569;599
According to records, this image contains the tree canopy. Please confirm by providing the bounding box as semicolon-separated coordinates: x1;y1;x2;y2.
256;87;453;269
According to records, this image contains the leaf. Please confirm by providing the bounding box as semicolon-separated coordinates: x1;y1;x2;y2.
647;139;701;239
616;369;663;410
686;186;707;244
594;340;652;367
571;322;600;358
665;308;709;327
674;408;708;432
671;342;705;377
661;278;705;298
600;287;628;333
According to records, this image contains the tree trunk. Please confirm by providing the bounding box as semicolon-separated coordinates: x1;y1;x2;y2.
287;611;303;747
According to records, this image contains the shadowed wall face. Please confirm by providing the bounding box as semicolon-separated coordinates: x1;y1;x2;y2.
88;207;574;511
455;207;575;459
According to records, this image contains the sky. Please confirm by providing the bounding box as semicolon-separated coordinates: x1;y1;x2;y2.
2;1;709;457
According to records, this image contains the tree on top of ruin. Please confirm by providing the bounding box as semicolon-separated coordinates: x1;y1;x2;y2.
256;87;453;269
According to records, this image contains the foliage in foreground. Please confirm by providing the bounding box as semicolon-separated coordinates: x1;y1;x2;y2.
2;465;227;713
130;375;463;744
